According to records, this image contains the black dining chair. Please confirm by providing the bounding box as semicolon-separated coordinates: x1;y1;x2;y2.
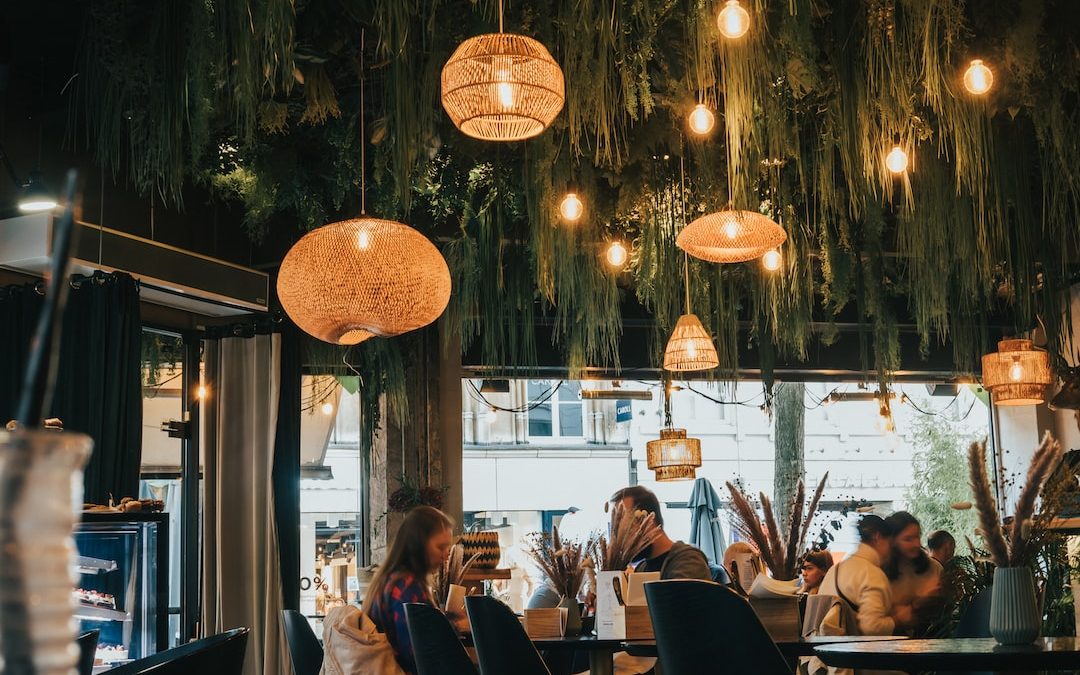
464;595;550;675
405;602;479;675
75;629;99;675
645;579;792;675
105;627;250;675
282;609;324;675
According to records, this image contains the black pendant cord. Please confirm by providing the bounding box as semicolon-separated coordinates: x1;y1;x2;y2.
360;28;366;217
679;153;691;316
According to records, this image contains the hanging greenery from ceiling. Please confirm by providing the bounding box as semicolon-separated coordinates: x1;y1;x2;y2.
74;0;1080;400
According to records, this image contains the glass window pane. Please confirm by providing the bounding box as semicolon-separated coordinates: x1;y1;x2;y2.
560;381;581;401
528;404;552;436
527;380;550;401
558;403;582;436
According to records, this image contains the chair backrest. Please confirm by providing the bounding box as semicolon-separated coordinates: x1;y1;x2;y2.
282;609;324;675
105;628;250;675
645;579;791;675
405;603;479;675
76;630;99;675
464;595;550;675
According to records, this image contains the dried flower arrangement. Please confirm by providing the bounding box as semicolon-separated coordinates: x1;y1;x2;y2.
524;527;588;599
725;472;829;581
432;543;479;608
591;501;664;572
967;432;1063;568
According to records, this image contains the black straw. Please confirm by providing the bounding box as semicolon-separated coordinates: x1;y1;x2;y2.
15;170;79;428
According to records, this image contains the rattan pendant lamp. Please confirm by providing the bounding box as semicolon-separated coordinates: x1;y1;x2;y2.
278;36;451;345
646;382;702;481
981;338;1053;406
440;0;565;141
665;158;719;371
677;207;787;263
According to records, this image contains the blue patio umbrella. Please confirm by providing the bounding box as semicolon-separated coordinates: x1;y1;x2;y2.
688;477;726;566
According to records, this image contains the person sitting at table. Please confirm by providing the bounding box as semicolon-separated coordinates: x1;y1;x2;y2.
883;512;943;636
363;506;465;675
800;550;834;595
927;529;955;566
610;486;712;580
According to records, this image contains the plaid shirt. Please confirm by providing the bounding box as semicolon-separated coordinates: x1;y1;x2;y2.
368;572;432;675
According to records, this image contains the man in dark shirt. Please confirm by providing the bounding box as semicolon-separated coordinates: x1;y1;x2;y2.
610;486;712;581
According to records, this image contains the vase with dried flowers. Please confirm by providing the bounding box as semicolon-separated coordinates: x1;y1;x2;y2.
725;473;829;582
433;543;479;616
525;527;588;635
589;502;665;639
968;432;1064;645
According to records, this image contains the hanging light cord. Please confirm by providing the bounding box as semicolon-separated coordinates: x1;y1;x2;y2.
498;0;504;33
679;154;692;315
360;29;367;216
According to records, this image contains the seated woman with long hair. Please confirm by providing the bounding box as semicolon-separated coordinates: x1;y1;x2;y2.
363;506;457;675
883;511;943;635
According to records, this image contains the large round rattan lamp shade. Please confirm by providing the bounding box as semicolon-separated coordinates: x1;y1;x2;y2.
677;209;787;263
646;428;702;481
278;217;451;344
441;33;565;142
981;338;1053;406
664;313;720;371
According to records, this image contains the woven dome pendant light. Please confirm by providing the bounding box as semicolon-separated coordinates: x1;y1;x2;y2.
981;338;1053;406
677;208;787;263
646;385;702;481
665;158;719;371
440;0;564;141
278;34;451;345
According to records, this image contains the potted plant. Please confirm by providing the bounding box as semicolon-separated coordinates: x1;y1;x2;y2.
525;528;589;635
968;433;1063;645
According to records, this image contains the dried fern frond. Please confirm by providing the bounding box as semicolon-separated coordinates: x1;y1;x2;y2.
967;439;1009;567
726;482;779;573
1008;431;1064;566
784;480;806;580
433;544;479;607
800;472;830;552
759;493;786;573
525;528;588;599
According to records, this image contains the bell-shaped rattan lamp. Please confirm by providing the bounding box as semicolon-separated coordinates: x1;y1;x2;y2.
647;388;702;481
981;338;1053;406
440;2;564;141
664;314;720;371
677;208;787;263
278;217;450;344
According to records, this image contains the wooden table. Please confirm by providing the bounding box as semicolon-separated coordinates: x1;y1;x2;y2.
813;637;1080;673
624;635;907;667
463;633;623;675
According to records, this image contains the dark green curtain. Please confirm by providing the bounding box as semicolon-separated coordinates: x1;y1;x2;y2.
0;271;143;503
273;320;301;611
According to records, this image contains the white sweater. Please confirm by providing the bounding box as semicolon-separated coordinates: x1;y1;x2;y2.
818;543;895;636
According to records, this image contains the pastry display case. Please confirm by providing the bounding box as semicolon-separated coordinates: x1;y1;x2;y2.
74;512;168;669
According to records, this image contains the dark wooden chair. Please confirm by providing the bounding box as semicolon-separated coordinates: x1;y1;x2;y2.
465;595;550;675
405;602;479;675
645;579;792;675
282;609;324;675
75;629;99;675
105;628;249;675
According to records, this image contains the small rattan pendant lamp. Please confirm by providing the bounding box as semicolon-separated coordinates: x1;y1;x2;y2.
440;0;565;141
665;158;719;371
981;338;1053;406
278;35;451;345
646;382;702;482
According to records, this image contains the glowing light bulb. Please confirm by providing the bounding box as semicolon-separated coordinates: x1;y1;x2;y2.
1009;358;1024;382
963;59;993;95
196;384;207;400
606;241;628;268
357;229;371;250
723;217;739;239
688;104;715;135
687;342;698;359
886;146;909;174
560;193;584;222
321;401;334;415
762;248;781;271
717;0;750;39
496;70;514;109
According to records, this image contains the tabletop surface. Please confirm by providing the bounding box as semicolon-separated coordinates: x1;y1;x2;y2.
623;635;907;657
462;633;627;650
813;637;1080;669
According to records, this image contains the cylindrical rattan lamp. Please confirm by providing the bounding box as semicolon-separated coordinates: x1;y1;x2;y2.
677;209;787;263
981;338;1053;406
441;32;565;141
646;428;702;481
277;217;452;344
664;313;720;371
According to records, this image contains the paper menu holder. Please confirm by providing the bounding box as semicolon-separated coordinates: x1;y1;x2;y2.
596;571;660;639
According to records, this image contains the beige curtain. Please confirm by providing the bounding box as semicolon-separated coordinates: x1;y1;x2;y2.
202;334;290;675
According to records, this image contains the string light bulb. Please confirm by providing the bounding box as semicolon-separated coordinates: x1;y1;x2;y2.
886;146;909;174
560;193;584;222
963;59;993;95
762;248;782;271
606;241;628;268
196;384;208;400
321;401;335;415
688;104;715;135
717;0;750;39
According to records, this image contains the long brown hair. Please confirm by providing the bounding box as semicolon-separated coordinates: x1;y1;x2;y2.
363;506;453;614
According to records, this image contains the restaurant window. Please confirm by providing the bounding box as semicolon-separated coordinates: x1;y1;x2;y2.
527;380;584;439
300;376;364;623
